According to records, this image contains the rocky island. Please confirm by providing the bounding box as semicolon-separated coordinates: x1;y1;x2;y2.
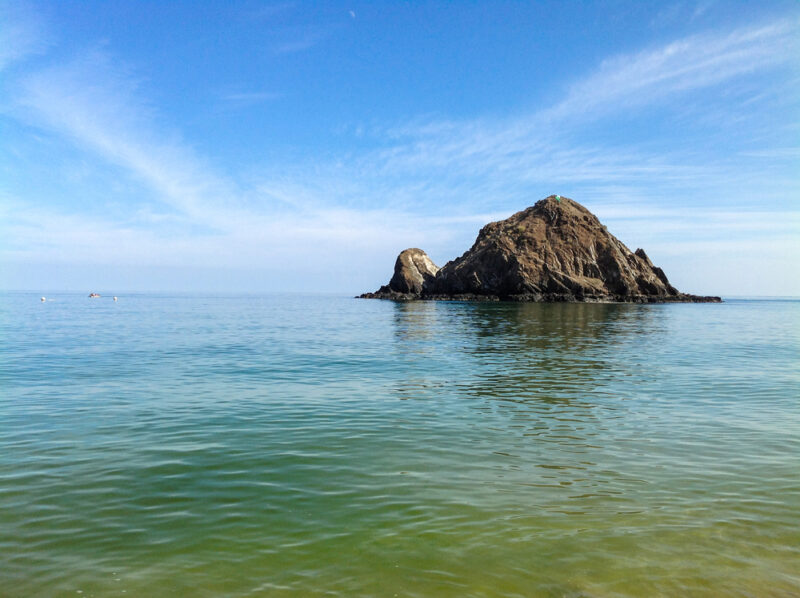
360;195;721;303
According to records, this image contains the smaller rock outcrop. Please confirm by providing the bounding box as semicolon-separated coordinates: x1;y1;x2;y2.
360;248;439;300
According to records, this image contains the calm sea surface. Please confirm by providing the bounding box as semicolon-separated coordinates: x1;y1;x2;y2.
1;293;798;597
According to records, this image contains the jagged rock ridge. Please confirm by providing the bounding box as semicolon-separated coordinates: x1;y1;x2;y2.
360;196;720;303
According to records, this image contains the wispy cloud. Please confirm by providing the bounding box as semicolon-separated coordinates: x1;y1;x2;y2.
0;1;48;72
2;13;798;293
357;17;799;198
218;90;282;111
248;2;296;21
1;45;472;281
551;19;798;118
222;91;281;103
691;0;718;22
271;28;325;54
14;50;239;223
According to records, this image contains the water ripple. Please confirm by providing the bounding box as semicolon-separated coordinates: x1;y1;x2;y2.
1;294;798;596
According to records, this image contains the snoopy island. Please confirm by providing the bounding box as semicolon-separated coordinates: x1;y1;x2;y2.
361;195;721;303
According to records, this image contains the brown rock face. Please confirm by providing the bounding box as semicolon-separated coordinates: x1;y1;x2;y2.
361;196;720;303
389;248;440;294
360;248;439;299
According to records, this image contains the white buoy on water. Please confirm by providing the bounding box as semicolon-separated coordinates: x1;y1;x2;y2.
41;296;46;302
113;296;118;301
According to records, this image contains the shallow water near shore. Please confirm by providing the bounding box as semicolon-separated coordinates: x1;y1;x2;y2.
1;292;799;597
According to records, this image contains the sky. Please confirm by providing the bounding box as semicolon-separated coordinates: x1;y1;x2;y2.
1;0;798;296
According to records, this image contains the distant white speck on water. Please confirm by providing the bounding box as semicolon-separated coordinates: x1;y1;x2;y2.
41;297;46;302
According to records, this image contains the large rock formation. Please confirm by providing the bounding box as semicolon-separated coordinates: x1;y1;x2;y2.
360;196;720;303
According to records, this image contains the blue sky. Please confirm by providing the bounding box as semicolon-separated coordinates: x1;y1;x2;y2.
1;1;798;295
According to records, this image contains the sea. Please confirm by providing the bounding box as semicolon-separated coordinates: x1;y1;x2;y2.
1;292;798;597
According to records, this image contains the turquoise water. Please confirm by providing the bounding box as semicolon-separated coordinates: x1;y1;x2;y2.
1;293;799;597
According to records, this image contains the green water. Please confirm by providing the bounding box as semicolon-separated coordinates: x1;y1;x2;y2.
1;294;798;597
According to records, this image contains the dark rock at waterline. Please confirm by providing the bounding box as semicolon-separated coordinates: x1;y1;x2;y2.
360;196;721;303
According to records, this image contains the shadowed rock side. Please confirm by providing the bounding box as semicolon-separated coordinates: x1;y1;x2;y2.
360;196;721;303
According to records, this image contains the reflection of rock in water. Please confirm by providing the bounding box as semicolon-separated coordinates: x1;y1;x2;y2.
387;302;670;500
389;301;451;399
389;301;664;408
455;302;663;406
391;300;441;343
